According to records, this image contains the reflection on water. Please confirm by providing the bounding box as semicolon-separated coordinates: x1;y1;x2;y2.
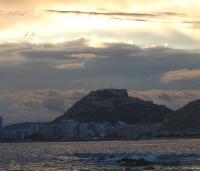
1;139;200;170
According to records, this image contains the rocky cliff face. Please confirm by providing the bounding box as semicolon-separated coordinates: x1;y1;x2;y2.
165;100;200;130
53;89;172;124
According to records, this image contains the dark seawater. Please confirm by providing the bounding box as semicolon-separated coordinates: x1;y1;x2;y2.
1;139;200;170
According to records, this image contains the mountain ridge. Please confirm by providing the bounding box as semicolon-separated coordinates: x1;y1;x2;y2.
3;89;200;133
165;99;200;130
52;89;173;124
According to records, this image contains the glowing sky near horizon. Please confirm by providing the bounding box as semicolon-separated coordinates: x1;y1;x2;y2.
0;0;199;48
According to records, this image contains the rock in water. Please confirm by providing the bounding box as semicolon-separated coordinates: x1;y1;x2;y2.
144;166;155;170
119;157;154;167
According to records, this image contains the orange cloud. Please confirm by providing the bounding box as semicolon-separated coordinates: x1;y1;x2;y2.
161;69;200;83
55;62;85;70
0;0;199;46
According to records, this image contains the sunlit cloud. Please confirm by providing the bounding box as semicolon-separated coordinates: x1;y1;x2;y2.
55;62;85;70
161;69;200;83
70;53;97;59
0;0;199;48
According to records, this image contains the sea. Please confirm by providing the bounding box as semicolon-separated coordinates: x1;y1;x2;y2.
1;139;200;171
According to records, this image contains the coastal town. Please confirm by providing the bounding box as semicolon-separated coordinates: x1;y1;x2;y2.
1;89;200;142
0;117;163;141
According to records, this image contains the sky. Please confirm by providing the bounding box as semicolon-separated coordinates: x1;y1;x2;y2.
0;0;200;124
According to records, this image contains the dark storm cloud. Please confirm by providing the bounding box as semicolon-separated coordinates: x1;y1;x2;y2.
19;50;70;60
15;40;141;61
0;38;200;90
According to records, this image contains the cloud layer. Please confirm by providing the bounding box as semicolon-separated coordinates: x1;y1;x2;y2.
1;89;200;125
0;38;200;90
0;0;199;49
0;89;86;125
161;69;200;83
44;10;184;18
55;62;85;70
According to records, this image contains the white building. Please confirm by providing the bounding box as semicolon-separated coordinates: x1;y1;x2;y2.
0;117;2;130
29;125;41;135
94;122;112;138
61;119;78;138
78;123;89;139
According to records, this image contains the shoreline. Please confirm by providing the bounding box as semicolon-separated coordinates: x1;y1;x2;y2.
1;136;200;143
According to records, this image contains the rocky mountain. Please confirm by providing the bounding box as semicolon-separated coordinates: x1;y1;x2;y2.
53;89;173;124
165;100;200;130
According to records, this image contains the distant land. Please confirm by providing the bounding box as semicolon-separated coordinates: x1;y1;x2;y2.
1;89;200;142
165;100;200;131
53;89;173;124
